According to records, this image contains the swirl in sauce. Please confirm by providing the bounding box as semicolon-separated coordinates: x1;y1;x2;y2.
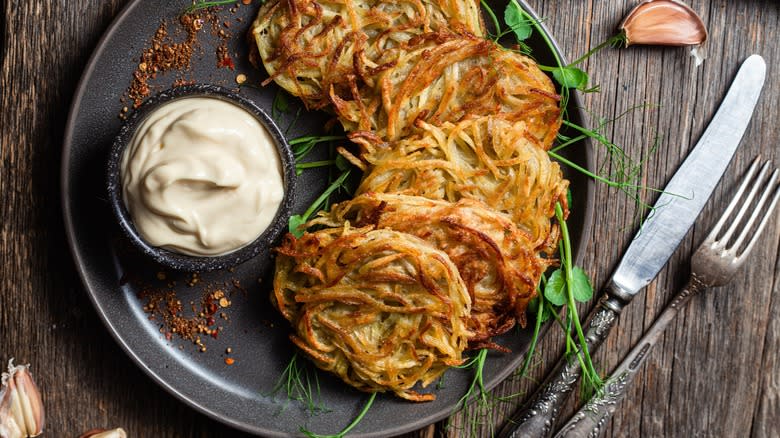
120;97;284;256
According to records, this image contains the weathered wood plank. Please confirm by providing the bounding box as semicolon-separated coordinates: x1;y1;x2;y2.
1;0;779;437
450;0;780;437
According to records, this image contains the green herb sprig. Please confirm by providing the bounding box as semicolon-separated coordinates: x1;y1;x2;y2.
450;349;501;437
452;3;659;423
183;0;236;14
271;353;328;414
278;1;653;435
553;203;602;393
277;353;376;438
301;393;377;438
289;135;347;161
288;169;351;237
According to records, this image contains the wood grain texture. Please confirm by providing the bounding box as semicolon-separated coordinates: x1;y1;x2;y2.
1;0;778;437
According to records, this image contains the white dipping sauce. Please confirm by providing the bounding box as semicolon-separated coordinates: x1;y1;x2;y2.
120;97;284;256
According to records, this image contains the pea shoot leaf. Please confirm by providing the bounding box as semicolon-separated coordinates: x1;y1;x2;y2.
552;67;590;91
543;269;566;306
288;215;306;238
571;267;593;302
335;154;350;172
272;90;290;121
504;1;532;42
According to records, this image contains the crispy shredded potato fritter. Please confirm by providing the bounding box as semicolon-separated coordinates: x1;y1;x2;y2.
273;226;472;401
331;35;561;146
352;116;569;253
257;0;571;401
252;0;484;109
314;193;553;348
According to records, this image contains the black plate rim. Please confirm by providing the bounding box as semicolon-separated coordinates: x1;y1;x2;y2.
61;0;596;435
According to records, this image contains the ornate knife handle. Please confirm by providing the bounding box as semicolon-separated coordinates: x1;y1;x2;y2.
498;284;627;438
553;276;705;438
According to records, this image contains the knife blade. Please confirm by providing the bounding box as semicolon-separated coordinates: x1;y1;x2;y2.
610;54;766;300
499;54;766;438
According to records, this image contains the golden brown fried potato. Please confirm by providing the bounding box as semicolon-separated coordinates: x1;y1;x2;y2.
351;116;569;254
315;193;552;348
330;34;561;146
251;0;484;109
273;226;471;401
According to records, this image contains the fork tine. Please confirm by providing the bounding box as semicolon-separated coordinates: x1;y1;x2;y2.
717;159;772;246
736;170;780;263
704;156;762;245
730;167;780;254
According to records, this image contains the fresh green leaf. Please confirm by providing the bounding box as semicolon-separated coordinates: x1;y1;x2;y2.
504;1;532;42
528;296;553;323
335;154;350;172
288;170;351;238
288;215;306;237
544;269;566;306
552;67;589;90
571;267;593;302
272;89;290;121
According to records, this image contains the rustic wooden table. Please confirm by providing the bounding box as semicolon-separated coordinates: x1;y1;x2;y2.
2;0;778;436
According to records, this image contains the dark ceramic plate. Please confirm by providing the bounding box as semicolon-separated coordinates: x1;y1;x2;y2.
62;1;594;436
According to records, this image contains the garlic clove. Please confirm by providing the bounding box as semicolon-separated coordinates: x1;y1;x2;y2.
79;428;128;438
0;360;44;438
0;409;24;438
620;0;707;47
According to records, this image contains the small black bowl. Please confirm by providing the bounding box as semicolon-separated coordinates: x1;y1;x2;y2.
106;84;297;272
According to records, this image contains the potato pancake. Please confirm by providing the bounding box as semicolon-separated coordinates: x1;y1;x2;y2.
273;226;471;401
251;0;484;109
330;33;561;146
315;193;552;348
352;116;569;253
256;0;572;401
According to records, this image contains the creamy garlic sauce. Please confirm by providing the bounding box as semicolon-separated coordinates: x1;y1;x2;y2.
120;97;284;256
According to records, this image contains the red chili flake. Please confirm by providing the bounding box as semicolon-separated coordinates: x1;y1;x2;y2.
217;55;235;70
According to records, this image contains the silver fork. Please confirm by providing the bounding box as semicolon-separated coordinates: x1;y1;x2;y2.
554;156;780;438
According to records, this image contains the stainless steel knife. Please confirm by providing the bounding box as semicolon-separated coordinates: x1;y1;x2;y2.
498;54;766;438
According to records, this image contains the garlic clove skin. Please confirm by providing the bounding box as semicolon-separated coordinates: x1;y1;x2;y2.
0;360;44;438
620;0;707;47
79;428;128;438
0;410;23;438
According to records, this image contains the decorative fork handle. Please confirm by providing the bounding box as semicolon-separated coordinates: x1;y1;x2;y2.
553;275;706;438
499;283;629;438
